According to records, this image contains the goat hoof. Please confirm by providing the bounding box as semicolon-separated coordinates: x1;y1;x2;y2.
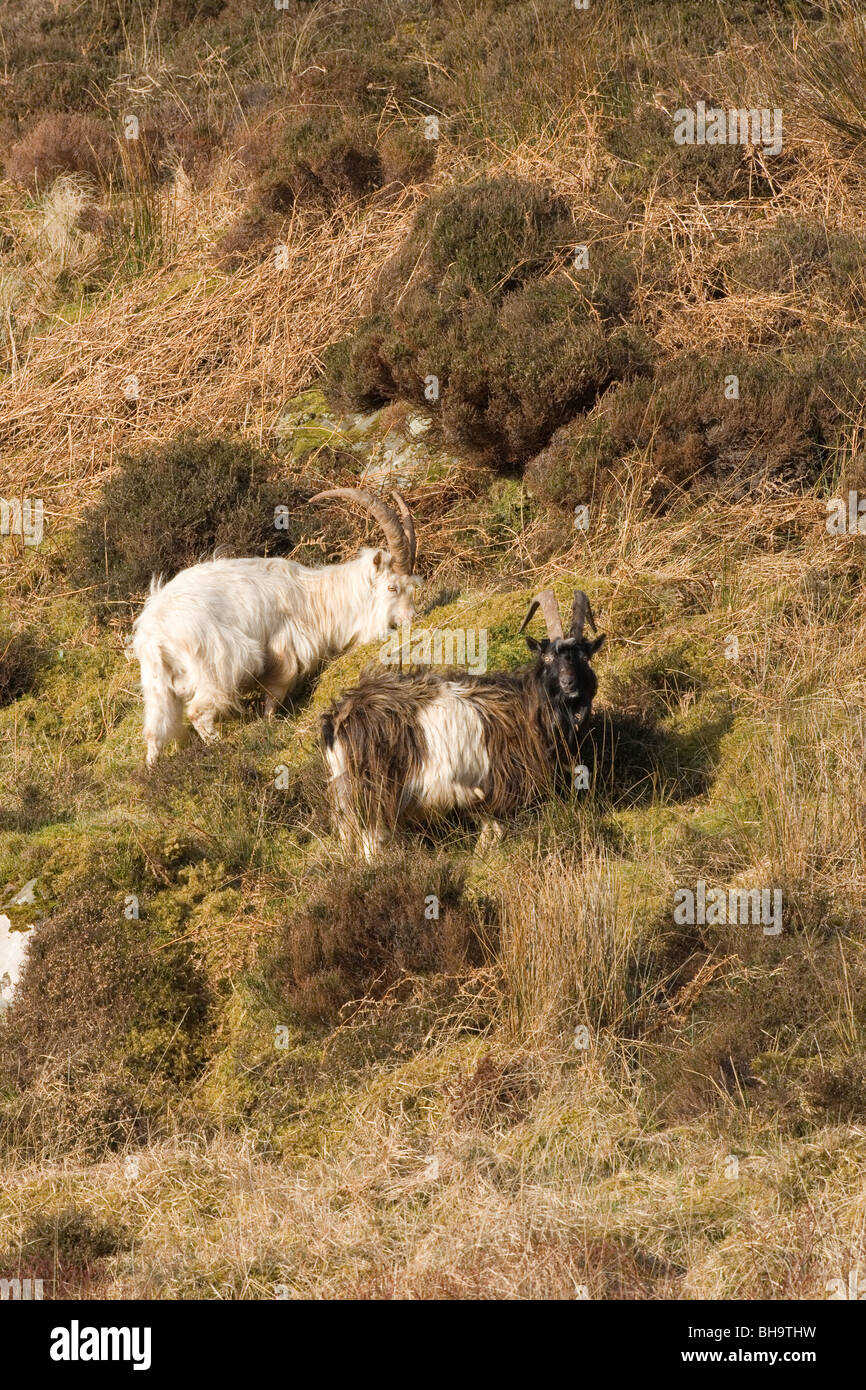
476;821;504;854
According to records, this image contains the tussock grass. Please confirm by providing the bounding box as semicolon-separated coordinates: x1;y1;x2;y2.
497;845;652;1040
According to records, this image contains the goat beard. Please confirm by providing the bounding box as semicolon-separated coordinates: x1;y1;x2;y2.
564;694;586;729
545;698;584;768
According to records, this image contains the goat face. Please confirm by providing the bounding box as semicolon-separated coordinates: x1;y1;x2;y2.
364;547;420;637
526;631;606;729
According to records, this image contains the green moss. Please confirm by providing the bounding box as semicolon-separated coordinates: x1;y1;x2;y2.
272;388;346;463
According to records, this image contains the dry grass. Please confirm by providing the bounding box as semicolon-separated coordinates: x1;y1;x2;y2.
498;845;651;1039
1;1062;864;1300
0;185;423;513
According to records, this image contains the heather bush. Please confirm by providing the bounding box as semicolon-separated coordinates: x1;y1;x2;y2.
0;625;41;705
324;178;646;464
378;176;577;305
0;891;213;1158
378;126;437;187
74;436;302;610
263;853;489;1024
526;345;860;510
4;114;118;190
605;103;778;202
727;216;866;317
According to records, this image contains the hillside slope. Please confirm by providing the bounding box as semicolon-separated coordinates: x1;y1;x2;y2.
0;0;865;1299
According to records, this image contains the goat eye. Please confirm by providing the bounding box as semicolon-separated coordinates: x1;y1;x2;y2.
387;584;398;593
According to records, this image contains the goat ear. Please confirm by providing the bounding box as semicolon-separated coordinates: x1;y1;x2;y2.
587;633;606;657
525;635;543;653
371;549;384;571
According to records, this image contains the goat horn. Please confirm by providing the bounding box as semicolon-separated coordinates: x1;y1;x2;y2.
310;487;412;575
389;489;417;573
570;590;597;640
519;588;563;640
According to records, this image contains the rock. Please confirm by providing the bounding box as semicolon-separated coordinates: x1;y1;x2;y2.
9;878;37;906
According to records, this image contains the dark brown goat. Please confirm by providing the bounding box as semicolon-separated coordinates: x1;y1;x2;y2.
321;589;605;856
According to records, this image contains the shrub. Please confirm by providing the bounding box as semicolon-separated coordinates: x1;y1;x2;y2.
727;216;866;317
263;135;383;211
0;626;40;705
292;46;426;115
0;4;126;121
18;1206;127;1265
379;176;577;305
3;1207;131;1298
262;852;488;1023
312;139;382;199
526;345;860;510
4;114;118;190
233;105;386;214
163;0;226;24
605;104;777;202
441;285;647;462
378;126;437;187
74;435;303;610
229;41;429;214
324;178;645;465
0;891;212;1158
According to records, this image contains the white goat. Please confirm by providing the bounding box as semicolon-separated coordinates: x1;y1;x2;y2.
132;489;419;766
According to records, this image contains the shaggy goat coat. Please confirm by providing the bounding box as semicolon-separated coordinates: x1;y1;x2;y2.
321;661;586;842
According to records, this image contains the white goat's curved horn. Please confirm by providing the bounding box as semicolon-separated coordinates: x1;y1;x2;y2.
519;589;563;640
310;487;412;574
389;490;417;573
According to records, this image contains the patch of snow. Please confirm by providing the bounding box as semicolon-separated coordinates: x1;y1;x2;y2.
0;913;33;1016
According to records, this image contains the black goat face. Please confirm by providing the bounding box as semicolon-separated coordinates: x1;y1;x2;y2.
526;632;606;726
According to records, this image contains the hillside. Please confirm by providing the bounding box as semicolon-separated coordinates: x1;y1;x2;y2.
0;0;865;1300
